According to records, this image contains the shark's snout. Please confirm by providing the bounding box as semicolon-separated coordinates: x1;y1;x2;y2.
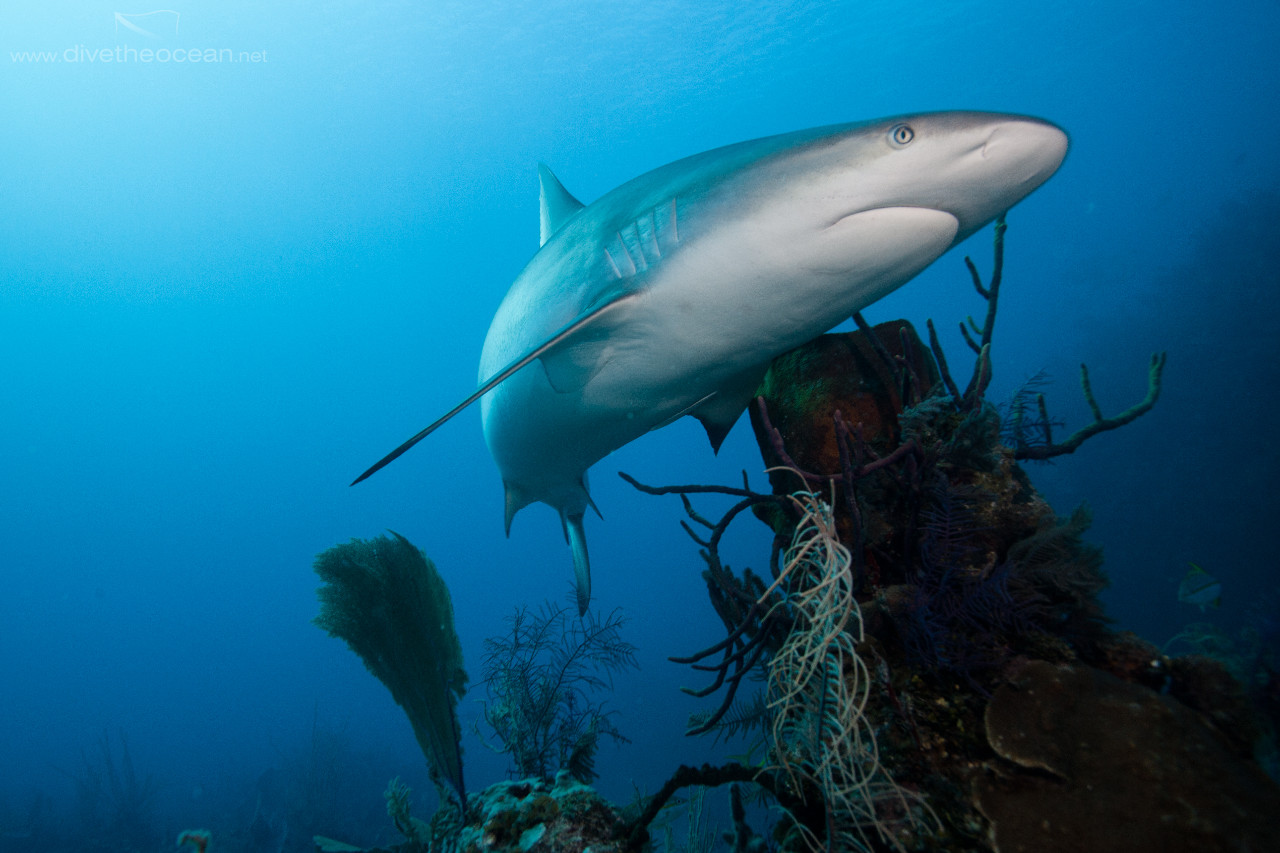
982;118;1069;185
941;116;1068;240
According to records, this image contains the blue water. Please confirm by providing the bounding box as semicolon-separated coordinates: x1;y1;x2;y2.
2;0;1278;846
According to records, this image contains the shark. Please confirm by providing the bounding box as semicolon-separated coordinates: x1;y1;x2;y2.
353;111;1069;614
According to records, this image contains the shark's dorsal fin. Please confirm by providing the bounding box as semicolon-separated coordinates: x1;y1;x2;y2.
350;292;638;486
539;163;585;246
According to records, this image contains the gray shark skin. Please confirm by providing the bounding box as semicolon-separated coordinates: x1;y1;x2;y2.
354;111;1069;614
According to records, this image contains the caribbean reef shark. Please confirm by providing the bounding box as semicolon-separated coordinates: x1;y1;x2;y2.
354;111;1068;614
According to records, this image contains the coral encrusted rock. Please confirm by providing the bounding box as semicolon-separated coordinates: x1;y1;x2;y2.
975;660;1280;853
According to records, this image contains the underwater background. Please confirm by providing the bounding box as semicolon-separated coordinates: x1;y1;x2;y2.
2;0;1278;848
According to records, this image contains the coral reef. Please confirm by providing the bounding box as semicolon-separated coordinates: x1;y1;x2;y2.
313;532;468;812
620;218;1277;851
312;218;1272;852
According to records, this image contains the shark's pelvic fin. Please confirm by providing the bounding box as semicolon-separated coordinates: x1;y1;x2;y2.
695;409;736;454
584;481;602;521
538;164;585;246
693;367;768;453
562;510;591;616
350;292;639;485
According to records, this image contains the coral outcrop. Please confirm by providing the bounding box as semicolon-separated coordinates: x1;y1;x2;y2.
724;316;1273;850
623;220;1269;851
456;775;622;853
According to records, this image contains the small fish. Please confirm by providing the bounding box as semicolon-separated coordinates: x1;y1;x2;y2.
1178;562;1222;612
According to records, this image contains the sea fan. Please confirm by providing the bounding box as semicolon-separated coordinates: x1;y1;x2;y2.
313;532;468;812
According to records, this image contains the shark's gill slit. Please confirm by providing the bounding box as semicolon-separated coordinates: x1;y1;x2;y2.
603;246;623;279
620;223;648;273
615;232;638;276
646;209;662;260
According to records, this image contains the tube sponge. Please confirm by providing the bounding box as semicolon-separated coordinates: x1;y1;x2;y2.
313;531;468;811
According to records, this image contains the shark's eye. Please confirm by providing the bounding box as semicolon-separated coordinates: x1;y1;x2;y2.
889;124;915;147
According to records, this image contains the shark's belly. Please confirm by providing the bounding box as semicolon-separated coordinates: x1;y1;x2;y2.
483;205;960;506
585;205;962;409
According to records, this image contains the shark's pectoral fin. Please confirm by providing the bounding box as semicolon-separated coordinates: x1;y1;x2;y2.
539;164;585;246
561;510;591;615
693;367;769;453
351;293;638;485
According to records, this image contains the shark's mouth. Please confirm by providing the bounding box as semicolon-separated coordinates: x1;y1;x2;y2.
812;206;960;279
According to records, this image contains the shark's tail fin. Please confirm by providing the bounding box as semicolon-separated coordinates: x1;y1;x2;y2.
562;511;591;616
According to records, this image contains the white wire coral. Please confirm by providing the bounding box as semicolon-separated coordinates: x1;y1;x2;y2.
764;485;935;852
